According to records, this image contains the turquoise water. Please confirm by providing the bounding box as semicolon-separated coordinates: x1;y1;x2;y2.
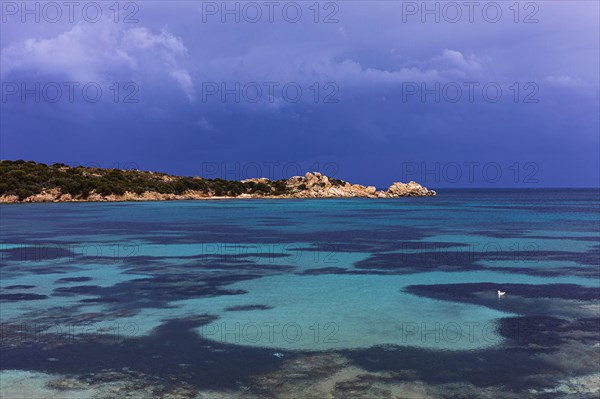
1;190;599;393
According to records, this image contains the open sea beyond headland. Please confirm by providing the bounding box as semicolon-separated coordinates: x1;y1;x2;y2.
1;189;598;398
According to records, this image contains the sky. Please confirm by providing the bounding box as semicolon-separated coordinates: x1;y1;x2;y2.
1;0;598;188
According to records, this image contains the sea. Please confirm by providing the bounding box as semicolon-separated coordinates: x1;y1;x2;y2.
0;189;598;398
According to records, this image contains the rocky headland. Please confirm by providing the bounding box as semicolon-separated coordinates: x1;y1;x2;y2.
0;160;435;203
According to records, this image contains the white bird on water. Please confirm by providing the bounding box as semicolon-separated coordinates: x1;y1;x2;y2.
497;290;506;298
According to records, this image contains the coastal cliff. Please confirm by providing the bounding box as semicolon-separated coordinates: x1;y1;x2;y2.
0;160;435;203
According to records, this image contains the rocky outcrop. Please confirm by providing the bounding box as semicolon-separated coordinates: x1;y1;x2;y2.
385;181;436;197
271;172;435;199
0;194;19;203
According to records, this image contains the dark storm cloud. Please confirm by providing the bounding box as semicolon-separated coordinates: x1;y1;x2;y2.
1;1;598;187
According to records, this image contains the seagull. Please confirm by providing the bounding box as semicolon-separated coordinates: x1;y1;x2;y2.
497;290;506;298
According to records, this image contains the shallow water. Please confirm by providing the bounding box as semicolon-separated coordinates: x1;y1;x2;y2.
1;189;599;397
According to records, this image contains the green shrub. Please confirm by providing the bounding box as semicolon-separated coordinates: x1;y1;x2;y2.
0;160;303;200
16;188;35;200
255;182;270;193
